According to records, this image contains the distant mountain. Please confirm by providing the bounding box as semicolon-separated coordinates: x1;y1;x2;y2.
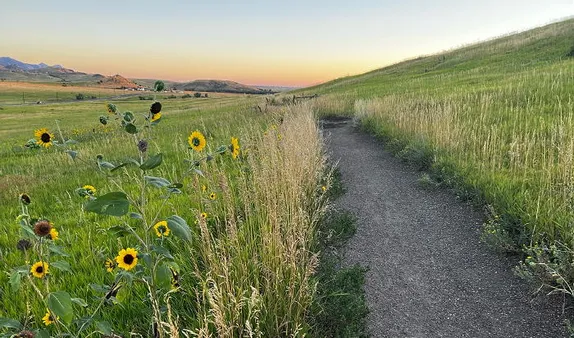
0;57;276;94
0;57;60;71
175;79;270;94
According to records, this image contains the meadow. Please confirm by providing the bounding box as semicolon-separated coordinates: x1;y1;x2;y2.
300;18;574;295
0;85;343;337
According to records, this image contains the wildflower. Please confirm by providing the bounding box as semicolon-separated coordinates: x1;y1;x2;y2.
34;128;54;148
138;139;148;153
322;186;327;192
230;137;240;159
200;212;208;220
105;258;116;273
16;239;32;252
153;221;170;238
209;192;216;200
33;220;52;237
201;184;207;193
83;185;96;196
48;228;59;241
188;131;206;152
31;261;49;278
19;193;31;205
150;102;162;114
42;309;58;326
116;248;138;271
151;112;162;122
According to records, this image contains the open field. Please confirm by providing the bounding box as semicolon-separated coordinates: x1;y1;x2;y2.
299;18;574;296
0;92;342;337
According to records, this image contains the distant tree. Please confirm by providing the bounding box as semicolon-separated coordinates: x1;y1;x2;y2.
154;80;165;92
204;93;208;98
76;93;85;100
194;92;202;98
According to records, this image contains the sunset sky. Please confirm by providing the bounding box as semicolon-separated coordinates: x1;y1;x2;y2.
1;1;572;87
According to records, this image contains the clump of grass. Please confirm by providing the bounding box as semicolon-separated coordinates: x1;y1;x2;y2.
311;211;368;338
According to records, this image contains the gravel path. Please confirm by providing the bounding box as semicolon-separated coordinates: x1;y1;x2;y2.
323;119;569;338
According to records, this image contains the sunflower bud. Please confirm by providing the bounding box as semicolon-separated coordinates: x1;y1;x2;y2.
16;239;32;252
19;193;31;205
138;139;148;153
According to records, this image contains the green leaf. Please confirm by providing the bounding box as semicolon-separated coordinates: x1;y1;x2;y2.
85;192;130;217
9;271;21;292
47;244;70;257
65;139;78;145
168;183;183;189
215;145;227;154
107;225;131;238
155;263;171;289
71;298;88;307
144;176;171;188
98;161;116;170
151;245;174;260
47;291;74;324
193;169;204;177
66;150;78;160
123;111;134;122
0;317;21;330
51;260;72;273
20;223;35;237
125;123;137;134
110;162;130;172
140;153;163;170
129;212;143;220
36;329;50;338
95;320;113;335
167;215;192;242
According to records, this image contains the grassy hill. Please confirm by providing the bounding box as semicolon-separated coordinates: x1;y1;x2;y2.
304;18;574;295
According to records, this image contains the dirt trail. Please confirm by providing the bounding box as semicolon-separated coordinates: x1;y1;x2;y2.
323;119;569;338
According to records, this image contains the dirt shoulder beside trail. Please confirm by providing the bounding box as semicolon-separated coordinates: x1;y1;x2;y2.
323;119;569;337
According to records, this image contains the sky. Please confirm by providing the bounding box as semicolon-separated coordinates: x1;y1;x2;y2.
1;0;573;87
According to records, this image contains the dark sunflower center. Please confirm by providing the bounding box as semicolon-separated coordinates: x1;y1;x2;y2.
40;133;51;143
158;226;166;233
192;137;200;146
123;254;135;265
36;266;44;273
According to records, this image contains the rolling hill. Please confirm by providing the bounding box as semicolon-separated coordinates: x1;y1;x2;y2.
303;17;574;298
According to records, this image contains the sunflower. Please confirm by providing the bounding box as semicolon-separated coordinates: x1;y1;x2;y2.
230;137;240;159
153;221;170;238
31;261;49;278
150;102;162;114
19;193;31;205
105;258;116;273
151;112;162;122
116;248;138;271
188;131;206;152
200;212;208;220
33;220;52;237
209;192;216;200
83;185;96;196
322;186;327;192
42;309;58;326
171;268;180;290
48;228;59;241
34;128;54;148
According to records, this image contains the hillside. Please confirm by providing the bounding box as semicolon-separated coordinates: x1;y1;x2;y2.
96;74;140;89
304;17;574;304
303;18;574;97
175;79;270;94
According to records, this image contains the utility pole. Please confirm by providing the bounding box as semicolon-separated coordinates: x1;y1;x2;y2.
22;92;25;104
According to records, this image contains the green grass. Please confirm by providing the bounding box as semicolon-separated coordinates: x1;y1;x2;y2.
299;18;574;296
0;92;331;337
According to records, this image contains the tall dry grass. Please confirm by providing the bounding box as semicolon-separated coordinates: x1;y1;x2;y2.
187;103;328;337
